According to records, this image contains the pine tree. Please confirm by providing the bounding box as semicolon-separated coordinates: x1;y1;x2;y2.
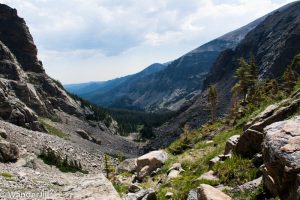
208;84;218;122
248;55;259;98
229;85;239;118
104;154;114;179
233;58;251;102
282;66;297;94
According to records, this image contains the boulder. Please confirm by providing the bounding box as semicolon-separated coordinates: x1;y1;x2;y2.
198;184;231;200
0;140;19;162
262;116;300;200
124;188;156;200
224;135;239;155
209;156;221;167
167;163;184;180
187;189;198;200
198;170;219;182
209;154;231;167
167;169;181;180
138;166;151;180
137;150;168;178
168;163;184;173
165;192;173;199
116;158;137;174
0;128;7;139
128;184;142;193
235;92;300;158
76;129;91;140
235;129;264;158
233;177;262;193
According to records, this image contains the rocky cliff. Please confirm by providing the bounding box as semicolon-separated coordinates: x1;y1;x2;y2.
0;4;89;131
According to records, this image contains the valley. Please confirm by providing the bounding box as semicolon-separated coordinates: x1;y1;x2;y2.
0;1;299;200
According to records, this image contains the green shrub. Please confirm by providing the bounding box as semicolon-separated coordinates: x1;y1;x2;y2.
39;118;68;139
1;172;13;178
213;155;258;187
113;183;129;197
39;147;88;174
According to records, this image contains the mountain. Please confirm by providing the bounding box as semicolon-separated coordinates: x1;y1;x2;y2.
0;3;142;156
148;1;300;149
67;14;267;112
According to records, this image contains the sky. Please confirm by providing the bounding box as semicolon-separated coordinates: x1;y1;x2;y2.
0;0;296;84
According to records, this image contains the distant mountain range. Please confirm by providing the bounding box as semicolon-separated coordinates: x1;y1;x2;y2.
65;1;299;122
65;10;269;112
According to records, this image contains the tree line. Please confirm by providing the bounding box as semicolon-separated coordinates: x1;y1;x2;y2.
207;53;300;122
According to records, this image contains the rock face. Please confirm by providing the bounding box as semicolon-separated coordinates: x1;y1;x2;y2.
0;4;44;73
136;150;168;179
0;139;19;162
198;184;231;200
262;116;300;200
117;158;137;174
224;135;239;155
0;3;100;132
235;89;300;157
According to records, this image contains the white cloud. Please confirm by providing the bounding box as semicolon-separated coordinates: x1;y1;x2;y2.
0;0;295;83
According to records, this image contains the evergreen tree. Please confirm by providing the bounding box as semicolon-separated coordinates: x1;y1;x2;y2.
229;86;239;118
208;84;218;122
248;55;259;97
282;66;297;94
104;154;114;179
233;58;251;102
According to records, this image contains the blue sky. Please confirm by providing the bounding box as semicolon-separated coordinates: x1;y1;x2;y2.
0;0;295;83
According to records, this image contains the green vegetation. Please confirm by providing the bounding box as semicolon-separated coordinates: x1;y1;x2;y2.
67;91;175;139
104;153;115;179
113;183;129;197
140;54;300;199
38;118;68;139
1;172;13;178
208;84;218;122
39;147;88;174
109;109;176;139
213;155;257;186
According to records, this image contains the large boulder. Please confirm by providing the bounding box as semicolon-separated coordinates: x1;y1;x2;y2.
262;116;300;200
136;150;168;179
235;90;300;157
235;129;264;157
76;129;91;140
197;184;231;200
0;140;19;162
224;135;239;155
116;158;137;174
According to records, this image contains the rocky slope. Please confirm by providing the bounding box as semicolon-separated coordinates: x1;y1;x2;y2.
147;1;300;149
111;85;300;200
0;4;146;199
0;3;144;155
